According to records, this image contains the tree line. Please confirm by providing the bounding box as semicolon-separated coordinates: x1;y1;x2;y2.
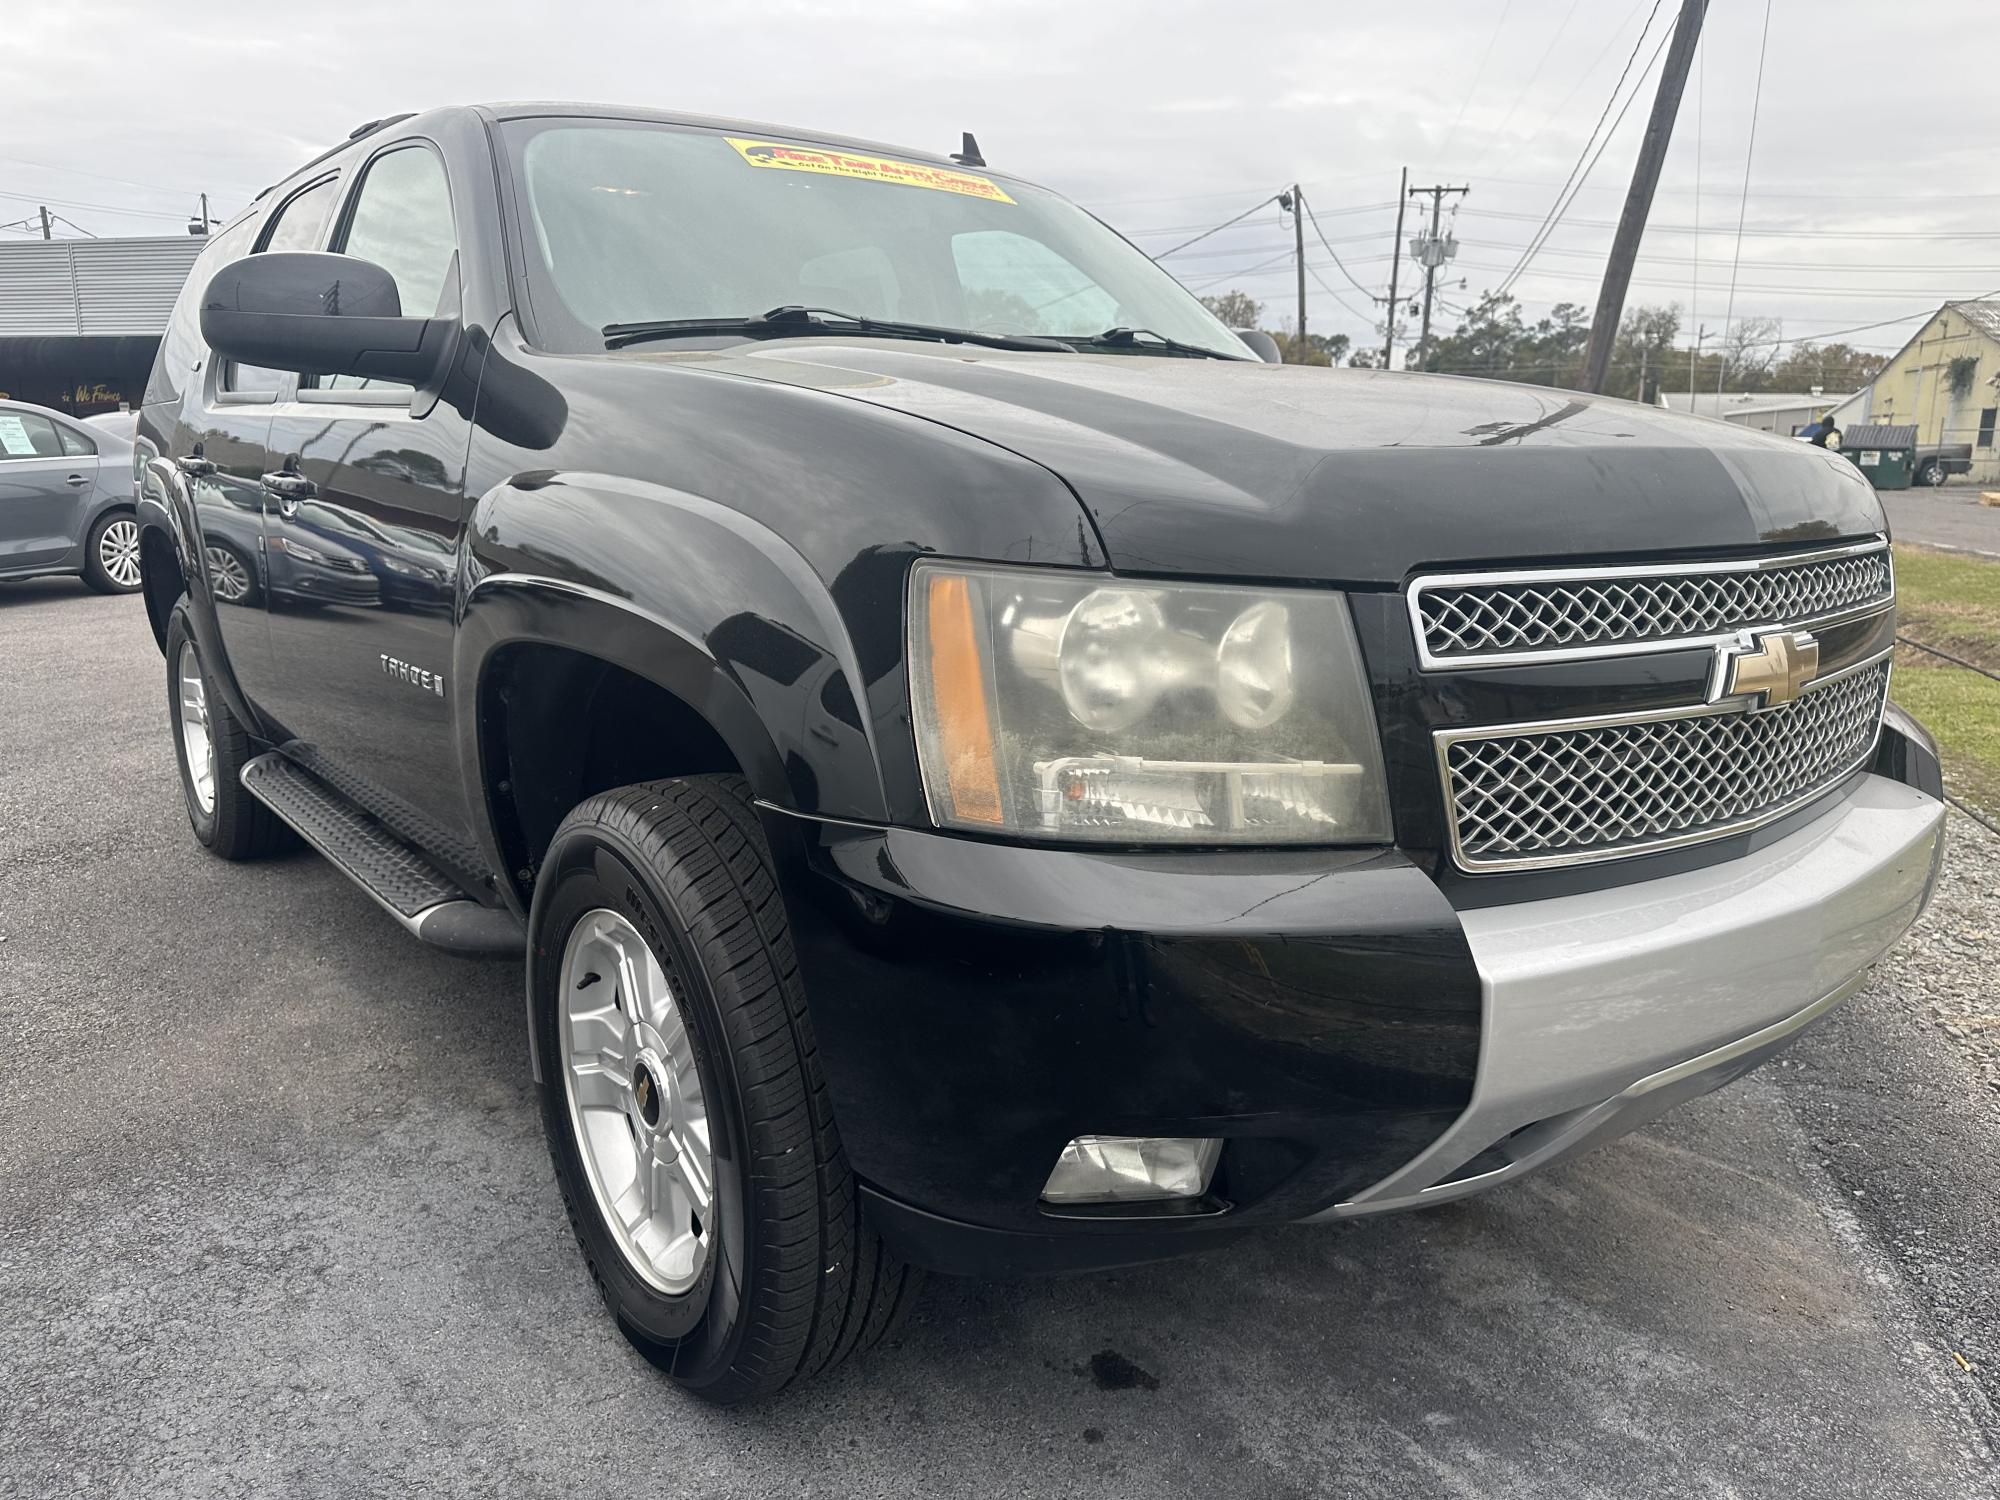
1200;288;1887;399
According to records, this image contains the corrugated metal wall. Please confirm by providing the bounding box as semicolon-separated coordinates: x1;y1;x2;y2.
0;237;202;336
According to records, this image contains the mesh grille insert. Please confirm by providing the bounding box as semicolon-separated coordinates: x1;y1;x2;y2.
1417;549;1891;663
1443;660;1890;868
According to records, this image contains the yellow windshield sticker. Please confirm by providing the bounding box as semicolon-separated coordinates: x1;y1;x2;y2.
725;138;1014;203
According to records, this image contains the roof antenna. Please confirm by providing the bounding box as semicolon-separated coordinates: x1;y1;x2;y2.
950;132;985;168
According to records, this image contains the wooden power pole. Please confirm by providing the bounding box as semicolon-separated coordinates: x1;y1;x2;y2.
1407;182;1468;370
1383;167;1408;369
1277;184;1307;357
1580;0;1710;394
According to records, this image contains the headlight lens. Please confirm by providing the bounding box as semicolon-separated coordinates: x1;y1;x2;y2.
908;561;1391;844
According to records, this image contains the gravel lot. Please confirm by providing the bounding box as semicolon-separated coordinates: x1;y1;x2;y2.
3;578;1997;1499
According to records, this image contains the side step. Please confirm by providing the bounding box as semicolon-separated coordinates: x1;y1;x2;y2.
240;752;524;957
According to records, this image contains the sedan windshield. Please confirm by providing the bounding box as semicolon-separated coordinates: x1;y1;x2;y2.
501;118;1250;359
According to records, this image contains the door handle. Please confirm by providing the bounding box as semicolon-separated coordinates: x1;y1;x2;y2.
174;454;216;478
65;473;90;487
260;471;315;518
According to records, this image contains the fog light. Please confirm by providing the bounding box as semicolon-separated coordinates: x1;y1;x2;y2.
1040;1135;1222;1205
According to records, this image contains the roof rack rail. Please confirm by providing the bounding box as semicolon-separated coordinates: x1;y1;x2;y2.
348;112;416;140
255;111;418;199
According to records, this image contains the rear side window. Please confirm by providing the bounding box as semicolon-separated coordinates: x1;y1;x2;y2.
315;145;456;393
0;411;64;459
227;176;343;395
57;424;95;457
260;177;339;256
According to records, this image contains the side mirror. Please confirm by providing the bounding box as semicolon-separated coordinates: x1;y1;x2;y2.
199;252;453;383
1232;328;1283;364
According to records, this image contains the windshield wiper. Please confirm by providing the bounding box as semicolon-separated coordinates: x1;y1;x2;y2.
604;305;1075;353
1068;326;1246;360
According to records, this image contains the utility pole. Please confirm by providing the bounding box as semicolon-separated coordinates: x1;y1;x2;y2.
1383;167;1408;369
1637;343;1649;404
38;206;51;240
1276;184;1307;357
1580;0;1709;393
1689;324;1708;405
1407;182;1468;370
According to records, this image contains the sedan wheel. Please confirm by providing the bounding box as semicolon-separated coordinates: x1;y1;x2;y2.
206;545;253;604
100;519;141;586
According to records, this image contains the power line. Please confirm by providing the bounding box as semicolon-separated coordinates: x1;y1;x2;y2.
1717;0;1775;395
0;188;193;223
1461;205;2000;241
1150;193;1284;261
0;153;206;198
1123;201;1397;238
1437;0;1516;163
1302;198;1381;300
1469;0;1585;174
1307;264;1380;324
1495;0;1663;296
1499;9;1673;297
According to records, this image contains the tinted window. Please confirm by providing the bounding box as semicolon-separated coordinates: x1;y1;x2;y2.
261;177;339;255
226;178;343;395
317;146;456;392
0;411;63;459
339;147;455;318
58;423;96;457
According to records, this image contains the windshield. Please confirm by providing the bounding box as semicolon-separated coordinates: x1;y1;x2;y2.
501;118;1248;358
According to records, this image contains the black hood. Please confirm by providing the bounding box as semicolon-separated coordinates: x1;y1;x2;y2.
639;341;1885;585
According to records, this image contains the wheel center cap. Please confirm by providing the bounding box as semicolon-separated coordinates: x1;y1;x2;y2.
632;1061;663;1128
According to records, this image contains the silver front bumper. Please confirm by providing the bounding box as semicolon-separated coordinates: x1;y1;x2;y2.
1314;773;1947;1219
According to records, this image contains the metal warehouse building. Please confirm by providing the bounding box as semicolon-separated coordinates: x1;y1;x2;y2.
0;236;204;415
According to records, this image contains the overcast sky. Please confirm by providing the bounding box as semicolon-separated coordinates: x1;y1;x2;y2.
6;0;1994;372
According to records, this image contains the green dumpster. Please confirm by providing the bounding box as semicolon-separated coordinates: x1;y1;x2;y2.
1842;424;1918;490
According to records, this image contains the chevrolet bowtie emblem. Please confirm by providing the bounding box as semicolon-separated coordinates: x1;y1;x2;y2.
1716;629;1820;709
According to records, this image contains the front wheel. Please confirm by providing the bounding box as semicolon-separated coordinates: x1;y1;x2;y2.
82;510;142;594
530;776;916;1404
1919;459;1949;487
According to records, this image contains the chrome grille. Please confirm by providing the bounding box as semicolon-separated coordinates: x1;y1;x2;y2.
1413;543;1892;666
1441;659;1890;870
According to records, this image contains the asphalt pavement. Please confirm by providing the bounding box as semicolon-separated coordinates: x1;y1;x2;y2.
1883;485;2000;558
3;576;1997;1499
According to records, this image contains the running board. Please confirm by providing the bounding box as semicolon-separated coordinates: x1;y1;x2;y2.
240;752;523;957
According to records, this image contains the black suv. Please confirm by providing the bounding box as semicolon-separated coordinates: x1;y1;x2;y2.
135;103;1948;1404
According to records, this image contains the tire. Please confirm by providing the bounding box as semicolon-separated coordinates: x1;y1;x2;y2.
530;775;916;1404
204;539;260;606
1919;460;1948;488
165;599;293;859
81;509;142;594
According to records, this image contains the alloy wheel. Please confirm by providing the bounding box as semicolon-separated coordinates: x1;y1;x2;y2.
558;908;714;1296
206;545;252;603
176;641;216;816
99;518;141;588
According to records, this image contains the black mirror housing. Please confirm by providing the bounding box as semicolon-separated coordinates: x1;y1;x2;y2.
199;252;453;383
1232;328;1283;365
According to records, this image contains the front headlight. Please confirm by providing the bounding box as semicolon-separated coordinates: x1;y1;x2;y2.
908;561;1391;845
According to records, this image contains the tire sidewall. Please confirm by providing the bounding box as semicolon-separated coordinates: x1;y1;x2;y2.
531;820;755;1370
164;605;221;846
